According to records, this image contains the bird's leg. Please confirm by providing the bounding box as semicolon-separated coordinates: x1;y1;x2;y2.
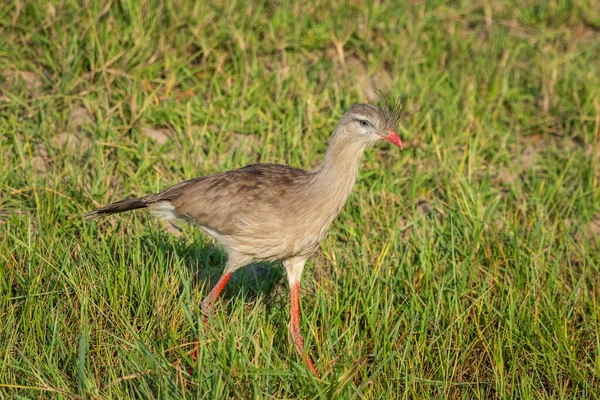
284;257;319;377
201;271;232;317
289;281;318;377
189;256;250;375
189;270;232;374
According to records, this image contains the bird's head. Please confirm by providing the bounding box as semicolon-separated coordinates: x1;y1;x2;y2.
336;101;405;150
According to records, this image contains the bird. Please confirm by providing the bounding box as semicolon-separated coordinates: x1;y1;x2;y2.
85;100;405;376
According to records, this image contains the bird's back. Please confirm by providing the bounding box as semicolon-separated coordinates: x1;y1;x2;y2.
149;163;329;260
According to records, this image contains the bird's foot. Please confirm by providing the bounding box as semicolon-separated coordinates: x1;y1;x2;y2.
187;343;199;377
201;298;215;317
290;326;319;378
188;302;214;376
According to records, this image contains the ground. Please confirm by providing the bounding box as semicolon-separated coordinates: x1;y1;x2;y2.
1;0;600;398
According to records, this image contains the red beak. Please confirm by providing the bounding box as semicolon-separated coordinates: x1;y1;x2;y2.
383;131;403;150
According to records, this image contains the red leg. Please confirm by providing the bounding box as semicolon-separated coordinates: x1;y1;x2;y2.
201;272;232;316
189;272;232;374
289;282;319;377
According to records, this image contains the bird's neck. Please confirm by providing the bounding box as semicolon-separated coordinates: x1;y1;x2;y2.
311;131;369;204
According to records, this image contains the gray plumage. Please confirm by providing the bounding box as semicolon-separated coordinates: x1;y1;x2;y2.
86;102;404;375
86;103;402;262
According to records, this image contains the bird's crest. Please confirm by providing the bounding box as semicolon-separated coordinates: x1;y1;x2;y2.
376;89;408;131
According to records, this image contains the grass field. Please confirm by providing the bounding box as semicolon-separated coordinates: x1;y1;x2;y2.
2;0;600;398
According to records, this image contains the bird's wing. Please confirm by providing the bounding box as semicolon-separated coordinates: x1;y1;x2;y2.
151;164;312;235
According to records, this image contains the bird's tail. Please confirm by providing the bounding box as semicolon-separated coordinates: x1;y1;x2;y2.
85;196;149;219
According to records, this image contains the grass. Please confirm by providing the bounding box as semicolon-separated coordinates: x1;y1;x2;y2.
1;0;600;398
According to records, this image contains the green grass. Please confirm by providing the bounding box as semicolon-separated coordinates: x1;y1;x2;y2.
1;0;600;398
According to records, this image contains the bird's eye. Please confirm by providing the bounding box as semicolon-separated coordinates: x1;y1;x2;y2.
357;119;370;128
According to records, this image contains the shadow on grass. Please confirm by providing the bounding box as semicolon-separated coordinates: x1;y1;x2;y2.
137;229;286;311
